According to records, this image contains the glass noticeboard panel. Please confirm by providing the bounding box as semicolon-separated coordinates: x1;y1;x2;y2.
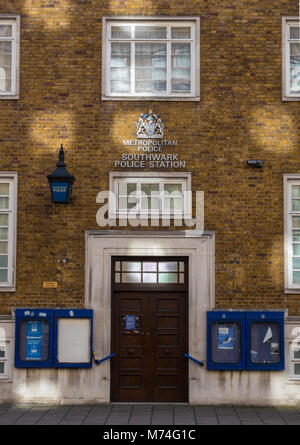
211;321;241;364
57;318;91;364
18;319;50;362
250;322;281;364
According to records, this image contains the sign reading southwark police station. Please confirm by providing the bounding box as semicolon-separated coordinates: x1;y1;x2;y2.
114;111;186;169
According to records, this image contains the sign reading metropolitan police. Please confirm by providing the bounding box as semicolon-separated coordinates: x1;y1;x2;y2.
114;110;186;169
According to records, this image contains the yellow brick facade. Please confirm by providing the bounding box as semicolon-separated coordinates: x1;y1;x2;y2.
0;0;299;314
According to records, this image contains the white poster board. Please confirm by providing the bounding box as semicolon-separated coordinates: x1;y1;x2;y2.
57;318;91;363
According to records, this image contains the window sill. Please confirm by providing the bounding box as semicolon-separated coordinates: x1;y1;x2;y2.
0;94;19;100
282;95;300;102
0;286;16;293
102;94;200;102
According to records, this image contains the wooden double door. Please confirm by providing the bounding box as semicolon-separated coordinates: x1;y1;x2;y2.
111;257;188;402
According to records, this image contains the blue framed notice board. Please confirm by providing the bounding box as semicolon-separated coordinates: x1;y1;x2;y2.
245;311;284;371
15;309;54;368
54;309;93;368
207;311;245;370
207;311;285;371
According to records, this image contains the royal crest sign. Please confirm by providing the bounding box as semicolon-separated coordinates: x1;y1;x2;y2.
113;111;186;169
136;110;164;139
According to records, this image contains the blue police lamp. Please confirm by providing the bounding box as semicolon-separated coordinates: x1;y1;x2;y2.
47;145;75;203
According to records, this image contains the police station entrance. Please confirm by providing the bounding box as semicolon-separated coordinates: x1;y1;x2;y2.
111;257;189;402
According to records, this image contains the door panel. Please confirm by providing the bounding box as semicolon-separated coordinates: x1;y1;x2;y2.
111;291;148;402
111;286;188;402
149;292;188;402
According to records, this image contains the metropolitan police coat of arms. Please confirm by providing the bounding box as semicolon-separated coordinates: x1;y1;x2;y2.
136;110;164;139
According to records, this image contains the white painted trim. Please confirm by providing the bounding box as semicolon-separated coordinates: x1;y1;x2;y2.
282;16;300;101
85;230;215;403
0;172;17;292
0;15;20;100
102;16;200;101
103;16;202;20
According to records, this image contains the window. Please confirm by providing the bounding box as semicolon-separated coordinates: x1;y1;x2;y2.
0;15;20;99
114;259;185;284
284;175;300;292
0;341;10;379
102;17;200;100
282;17;300;100
0;173;17;292
289;343;300;379
109;172;191;218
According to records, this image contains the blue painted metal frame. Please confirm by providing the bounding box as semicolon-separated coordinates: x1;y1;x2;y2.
54;309;93;368
184;353;204;366
207;311;246;370
245;311;284;371
14;308;54;368
93;353;115;365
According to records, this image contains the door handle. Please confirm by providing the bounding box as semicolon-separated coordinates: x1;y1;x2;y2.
128;349;134;355
165;349;171;354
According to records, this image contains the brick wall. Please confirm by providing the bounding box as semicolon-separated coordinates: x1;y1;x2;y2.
0;0;299;313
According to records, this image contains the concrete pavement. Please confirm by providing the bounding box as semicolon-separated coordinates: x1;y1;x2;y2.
0;404;298;425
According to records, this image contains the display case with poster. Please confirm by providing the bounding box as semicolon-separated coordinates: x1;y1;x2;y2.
245;311;284;370
14;309;54;368
207;311;245;370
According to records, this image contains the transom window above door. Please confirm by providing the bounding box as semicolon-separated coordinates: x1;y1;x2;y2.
102;17;200;100
113;259;186;284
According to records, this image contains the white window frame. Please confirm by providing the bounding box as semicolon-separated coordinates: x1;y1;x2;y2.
0;172;17;292
102;16;200;101
283;174;300;293
282;17;300;101
289;341;300;380
0;339;10;379
0;15;20;100
109;171;192;219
